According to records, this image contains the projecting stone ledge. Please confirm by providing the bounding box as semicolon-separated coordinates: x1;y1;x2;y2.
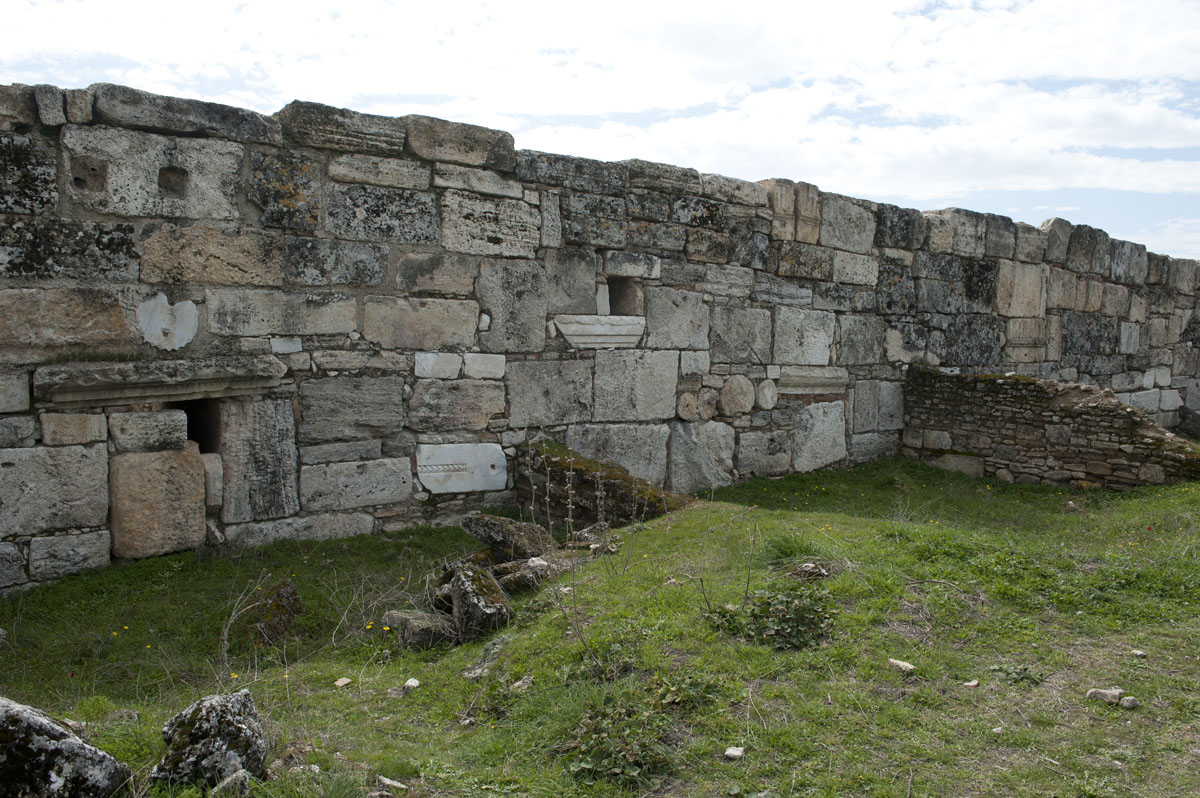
33;355;287;408
554;315;646;349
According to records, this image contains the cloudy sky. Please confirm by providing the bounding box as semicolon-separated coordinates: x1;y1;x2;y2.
5;0;1200;257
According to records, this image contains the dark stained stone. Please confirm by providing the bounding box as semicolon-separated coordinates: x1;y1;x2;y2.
0;133;57;214
873;204;925;249
248;151;321;232
92;83;281;144
515;150;628;194
326;183;438;243
151;690;266;787
943;314;1005;365
0;218;137;280
671;195;727;228
284;237;387;286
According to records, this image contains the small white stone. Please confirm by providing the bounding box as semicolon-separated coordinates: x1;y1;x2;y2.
888;658;916;674
478;313;491;331
991;727;1003;734
404;677;420;690
962;679;979;688
334;677;352;687
414;351;463;379
1118;696;1140;709
270;336;303;354
463;353;505;379
724;746;745;760
1131;649;1147;658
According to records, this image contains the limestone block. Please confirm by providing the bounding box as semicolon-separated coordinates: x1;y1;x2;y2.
0;542;26;587
299;375;406;445
64;88;93;124
208;289;356;336
363;296;478;350
773;308;834;366
248;150;321;231
1128;389;1160;412
873;204;926;250
285;237;387;286
593;350;679;422
545;248;600;314
700;172;768;206
1;217;138;281
852;381;904;432
91;83;280;144
930;453;984;478
680;351;710;376
326;183;438;244
279;100;406;154
142;227;282;286
202;452;223;510
1014;223;1048;263
671;195;726;228
31;84;65;126
1102;284;1130;317
1046;267;1077;310
929;209;987;258
311;350;370;371
407;379;506;431
563;192;627;248
224;512;375;548
553;315;645;349
329;152;430;189
41;414;106;446
110;448;206;559
762;178;797;239
0;444;108;536
818;194;875;254
794;182;821;244
984;214;1016;259
645;288;709;350
626;158;702;194
628;220;687;253
396;252;479;296
753;273;813;307
996;261;1047;317
1066;225;1111;275
686;228;730;263
737;430;792;477
942;315;1005;365
1110;239;1149;286
718;374;756;416
850;432;898;463
219;399;300;523
137;293;198;351
405;114;515;170
0;417;36;448
1;133;58;214
478;258;548;353
0;372;30;413
416;443;507;493
1161;389;1183;411
832;251;879;286
517;151;628;194
566;423;670;486
63;125;242;219
837;315;887;365
793;401;847;472
756;380;779;410
300;458;413;512
541;190;563;247
506;360;593;427
415;352;463;379
0;85;37;130
441;190;540;258
1118;321;1141;355
433;163;522;198
299;440;382;465
606;251;661;279
711;306;771;364
774;241;833;281
28;530;111;581
108;410;187;452
705;264;755;298
1129;292;1147;323
1169;258;1198;294
1037;217;1073;263
463;353;505;379
667;421;734;494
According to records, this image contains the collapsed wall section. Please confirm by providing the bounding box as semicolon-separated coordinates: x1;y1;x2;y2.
1;81;1198;587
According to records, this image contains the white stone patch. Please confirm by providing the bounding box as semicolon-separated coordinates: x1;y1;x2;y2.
416;443;507;494
463;353;505;379
137;292;198;351
554;315;645;349
415;352;463;379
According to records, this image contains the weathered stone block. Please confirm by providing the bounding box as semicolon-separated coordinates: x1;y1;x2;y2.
0;218;138;281
142;227;281;286
852;380;904;432
718;374;756;416
506;360;593;427
0;133;57;214
207;289;355;337
433;163;523;197
248;150;321;231
396;252;478;295
414;352;463;379
64;88;93;124
774;307;834;366
929;209;987;258
705;265;754;298
686;228;730;263
544;248;599;315
626;158;702;194
202;452;223;510
540;190;562;247
737;430;792;477
985;214;1016;259
41;413;106;446
942;315;1006;365
32;84;65;126
362;296;476;350
0;417;37;448
837;315;888;365
416;443;507;493
406;115;515;170
850;432;898;463
563;192;627;248
593;350;679;422
110;448;206;559
299;440;382;465
407;379;506;431
1046;267;1077;310
0;444;108;536
516;151;627;194
63;125;242;219
299;375;406;445
478;258;547;352
0;542;25;587
996;261;1047;317
108;410;187;452
645;288;708;350
833;251;879;286
329;153;429;190
0;372;30;413
0;85;37;130
700;172;768;206
284;238;386;286
441;189;539;257
300;458;412;512
92;83;280;144
278;100;405;155
0;287;132;353
628;220;687;253
1014;223;1048;263
707;305;770;364
753;273;813;307
762;178;797;240
224;512;375;548
793;402;847;472
28;530;110;580
667;421;734;494
463;353;505;379
326;183;438;244
566;423;670;486
773;241;833;280
219;398;300;523
1066;224;1111;274
873;204;926;249
819;194;875;254
1110;239;1149;286
1038;217;1073;263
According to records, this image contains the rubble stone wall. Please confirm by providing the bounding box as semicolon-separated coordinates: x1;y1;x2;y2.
2;81;1199;587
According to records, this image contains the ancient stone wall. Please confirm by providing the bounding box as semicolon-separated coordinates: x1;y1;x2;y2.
902;367;1200;488
1;81;1198;587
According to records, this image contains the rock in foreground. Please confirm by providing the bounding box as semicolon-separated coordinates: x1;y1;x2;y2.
151;689;266;787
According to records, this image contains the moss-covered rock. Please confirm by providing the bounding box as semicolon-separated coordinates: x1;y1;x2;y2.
461;514;555;562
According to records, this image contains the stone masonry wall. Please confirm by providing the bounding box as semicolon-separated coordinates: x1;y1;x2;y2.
1;81;1199;588
902;367;1200;489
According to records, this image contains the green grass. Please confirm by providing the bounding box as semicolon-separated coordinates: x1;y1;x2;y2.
2;458;1199;797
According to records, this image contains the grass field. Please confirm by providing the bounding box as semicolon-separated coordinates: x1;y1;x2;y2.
2;458;1198;797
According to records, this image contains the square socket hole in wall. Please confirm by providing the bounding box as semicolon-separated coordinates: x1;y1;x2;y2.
70;156;108;191
607;277;644;316
158;166;189;198
172;399;220;453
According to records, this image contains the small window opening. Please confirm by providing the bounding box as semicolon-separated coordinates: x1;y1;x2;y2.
608;277;644;316
158;166;189;197
172;399;221;454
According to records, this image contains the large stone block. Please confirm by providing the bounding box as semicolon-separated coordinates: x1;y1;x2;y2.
91;83;280;144
0;417;37;448
300;458;413;511
1038;217;1073;263
278;100;406;155
818;194;875;254
41;413;106;446
405;115;516;170
441;190;540;258
837;315;887;365
407;379;506;431
248;150;321;232
396;252;479;295
27;530;111;580
433;162;523;198
416;443;507;493
63;125;242;219
645;288;709;350
364;296;477;350
736;430;792;477
516;151;628;194
667;420;735;494
985;214;1016;259
773;241;833;281
0;287;132;353
774;307;834;366
506;360;594;427
833;251;879;286
0;542;25;587
566;423;670;486
0;85;37;130
110;447;206;559
705;265;754;298
299;440;382;465
108;410;187;452
1110;239;1149;286
1066;224;1111;275
941;315;1006;365
793;401;847;472
207;289;356;336
545;248;599;315
0;133;57;214
219;398;300;523
326;183;438;244
852;380;904;432
224;512;375;548
299;376;406;444
329;153;430;189
478;258;548;352
285;237;387;286
142;227;282;286
929;209;987;258
0;371;29;413
873;204;925;250
996;261;1047;317
593;350;679;422
850;432;898;463
626;158;703;194
0;218;138;281
711;306;772;364
0;444;108;536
